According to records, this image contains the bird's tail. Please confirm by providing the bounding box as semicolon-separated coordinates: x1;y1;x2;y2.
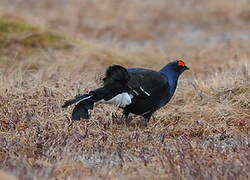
62;65;130;120
61;94;93;108
61;93;95;120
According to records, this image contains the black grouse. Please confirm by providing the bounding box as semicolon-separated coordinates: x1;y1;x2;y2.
62;60;189;126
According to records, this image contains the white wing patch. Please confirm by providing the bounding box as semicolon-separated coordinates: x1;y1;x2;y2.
99;93;133;107
139;86;150;96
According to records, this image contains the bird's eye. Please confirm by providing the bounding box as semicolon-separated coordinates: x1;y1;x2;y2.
177;60;185;67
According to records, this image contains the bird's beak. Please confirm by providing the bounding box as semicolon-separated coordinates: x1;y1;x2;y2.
184;66;189;70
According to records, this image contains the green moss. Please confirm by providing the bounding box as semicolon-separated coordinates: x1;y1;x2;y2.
0;17;38;33
18;31;69;48
0;16;73;55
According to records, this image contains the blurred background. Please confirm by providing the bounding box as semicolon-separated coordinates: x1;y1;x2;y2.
0;1;250;179
1;0;250;71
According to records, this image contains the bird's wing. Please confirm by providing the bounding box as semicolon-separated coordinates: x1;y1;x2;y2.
127;69;171;106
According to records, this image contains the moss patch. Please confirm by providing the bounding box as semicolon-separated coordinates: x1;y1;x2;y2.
0;16;73;60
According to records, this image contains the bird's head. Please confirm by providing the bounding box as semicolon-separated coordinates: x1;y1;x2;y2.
173;60;189;73
159;60;189;96
160;60;189;78
160;60;189;75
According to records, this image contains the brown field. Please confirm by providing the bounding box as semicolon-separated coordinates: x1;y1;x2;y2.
0;0;249;179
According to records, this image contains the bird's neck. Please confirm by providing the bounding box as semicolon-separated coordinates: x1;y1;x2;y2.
160;66;180;96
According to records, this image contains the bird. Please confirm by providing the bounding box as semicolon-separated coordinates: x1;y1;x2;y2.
62;60;189;126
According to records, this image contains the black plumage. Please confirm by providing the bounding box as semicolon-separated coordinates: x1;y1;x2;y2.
124;69;170;121
62;60;189;125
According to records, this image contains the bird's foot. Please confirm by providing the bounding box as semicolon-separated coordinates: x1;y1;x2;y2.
124;117;132;126
112;112;118;119
111;112;131;126
111;112;123;124
142;118;149;127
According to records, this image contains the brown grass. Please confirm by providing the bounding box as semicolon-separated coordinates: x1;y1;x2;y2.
0;0;250;179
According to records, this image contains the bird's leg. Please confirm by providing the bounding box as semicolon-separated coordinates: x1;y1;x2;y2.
111;111;129;125
142;111;153;127
142;118;150;127
111;112;118;119
122;110;131;125
111;112;122;125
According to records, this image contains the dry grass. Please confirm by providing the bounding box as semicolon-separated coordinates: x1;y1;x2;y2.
0;58;249;180
0;0;250;179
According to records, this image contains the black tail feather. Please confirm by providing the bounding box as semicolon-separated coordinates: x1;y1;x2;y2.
61;94;92;108
72;100;94;120
62;65;130;120
103;65;130;85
